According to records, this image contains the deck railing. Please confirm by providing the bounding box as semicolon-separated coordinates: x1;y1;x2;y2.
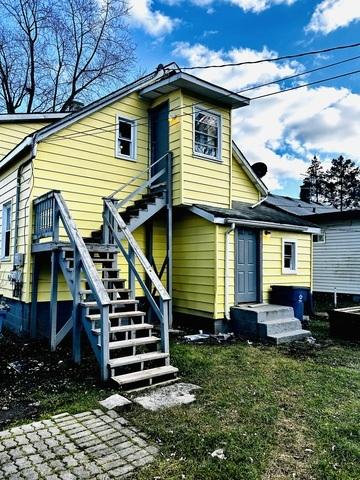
32;190;111;380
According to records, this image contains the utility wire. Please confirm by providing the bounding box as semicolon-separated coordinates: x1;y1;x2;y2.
251;68;360;100
46;62;360;142
238;54;360;93
182;41;360;70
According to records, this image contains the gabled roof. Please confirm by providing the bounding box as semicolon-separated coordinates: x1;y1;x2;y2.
0;63;250;173
190;201;320;234
265;193;337;217
232;142;268;197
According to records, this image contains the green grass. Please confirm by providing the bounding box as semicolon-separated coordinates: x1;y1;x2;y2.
1;321;359;479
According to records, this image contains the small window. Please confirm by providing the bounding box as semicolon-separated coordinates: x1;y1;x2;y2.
194;108;221;160
1;202;11;259
116;117;136;160
282;240;297;273
313;233;325;243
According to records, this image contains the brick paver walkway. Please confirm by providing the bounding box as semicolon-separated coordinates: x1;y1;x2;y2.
0;409;157;479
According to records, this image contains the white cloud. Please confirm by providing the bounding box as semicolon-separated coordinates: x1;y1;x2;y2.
161;0;297;13
306;0;360;34
127;0;179;37
173;42;360;192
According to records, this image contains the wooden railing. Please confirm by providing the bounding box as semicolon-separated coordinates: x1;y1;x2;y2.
32;190;111;380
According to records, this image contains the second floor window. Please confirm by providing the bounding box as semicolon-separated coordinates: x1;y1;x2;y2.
194;108;221;160
1;202;11;260
116;117;136;160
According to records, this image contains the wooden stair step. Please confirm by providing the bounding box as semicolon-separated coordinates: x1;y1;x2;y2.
81;288;131;295
99;268;119;272
108;352;169;368
92;323;153;335
112;366;178;386
86;310;146;321
81;299;138;307
101;277;126;283
109;336;160;350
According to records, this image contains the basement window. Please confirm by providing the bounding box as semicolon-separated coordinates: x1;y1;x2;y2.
116;116;136;160
282;239;297;274
193;108;221;160
1;202;11;260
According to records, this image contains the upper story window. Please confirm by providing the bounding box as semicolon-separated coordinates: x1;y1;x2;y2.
116;116;136;160
1;201;11;260
193;108;221;161
282;239;297;274
313;233;325;243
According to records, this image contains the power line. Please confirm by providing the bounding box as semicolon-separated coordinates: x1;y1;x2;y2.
46;63;360;142
238;54;360;94
251;68;360;100
182;41;360;70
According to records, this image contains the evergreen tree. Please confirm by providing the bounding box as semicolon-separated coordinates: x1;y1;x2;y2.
324;156;360;211
303;155;325;203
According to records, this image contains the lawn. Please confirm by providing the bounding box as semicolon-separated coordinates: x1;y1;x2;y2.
0;321;359;479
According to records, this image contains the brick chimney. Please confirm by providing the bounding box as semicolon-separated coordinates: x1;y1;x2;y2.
300;180;311;203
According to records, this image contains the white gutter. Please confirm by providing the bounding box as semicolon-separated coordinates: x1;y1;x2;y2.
224;222;236;320
0;136;33;172
224;218;321;234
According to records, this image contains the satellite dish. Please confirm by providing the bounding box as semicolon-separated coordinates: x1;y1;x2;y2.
251;162;267;179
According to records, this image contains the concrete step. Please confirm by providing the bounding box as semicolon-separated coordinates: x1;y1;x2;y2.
109;336;160;350
112;365;178;386
258;318;302;336
92;323;153;336
108;352;169;368
232;304;295;323
267;329;311;345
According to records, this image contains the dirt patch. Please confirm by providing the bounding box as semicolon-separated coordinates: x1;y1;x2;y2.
0;330;102;430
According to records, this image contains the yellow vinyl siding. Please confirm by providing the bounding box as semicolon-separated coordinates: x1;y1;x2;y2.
180;94;231;208
0;159;33;302
0;121;51;159
33;92;150;238
173;212;216;318
262;230;311;302
231;156;260;204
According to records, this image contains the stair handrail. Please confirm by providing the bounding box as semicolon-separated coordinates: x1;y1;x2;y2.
103;198;170;353
53;192;111;307
107;152;169;206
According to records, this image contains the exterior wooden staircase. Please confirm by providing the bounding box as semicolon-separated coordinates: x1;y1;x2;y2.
31;153;177;390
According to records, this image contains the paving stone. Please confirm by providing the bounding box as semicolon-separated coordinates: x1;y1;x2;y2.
0;408;158;479
99;394;131;410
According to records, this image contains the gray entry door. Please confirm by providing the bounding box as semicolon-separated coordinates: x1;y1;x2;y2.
235;228;258;303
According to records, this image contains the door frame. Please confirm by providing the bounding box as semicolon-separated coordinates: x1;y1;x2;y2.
234;227;262;304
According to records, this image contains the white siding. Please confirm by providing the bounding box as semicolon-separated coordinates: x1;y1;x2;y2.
313;219;360;294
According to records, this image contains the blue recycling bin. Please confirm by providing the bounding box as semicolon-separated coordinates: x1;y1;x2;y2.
270;285;313;321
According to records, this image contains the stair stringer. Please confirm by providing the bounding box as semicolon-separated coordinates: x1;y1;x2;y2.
120;193;166;237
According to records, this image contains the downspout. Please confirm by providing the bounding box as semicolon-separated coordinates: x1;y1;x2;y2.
251;193;268;209
224;222;235;320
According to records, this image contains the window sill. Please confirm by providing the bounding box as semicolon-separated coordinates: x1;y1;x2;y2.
115;154;136;162
282;270;298;275
0;257;11;262
193;152;223;164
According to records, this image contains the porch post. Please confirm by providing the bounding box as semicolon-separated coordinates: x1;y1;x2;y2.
166;152;173;328
49;250;59;351
30;254;40;338
72;248;81;364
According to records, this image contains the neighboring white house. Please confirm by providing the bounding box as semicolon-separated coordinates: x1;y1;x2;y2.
265;194;360;297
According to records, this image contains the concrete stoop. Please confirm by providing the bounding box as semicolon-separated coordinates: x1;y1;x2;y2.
230;304;311;344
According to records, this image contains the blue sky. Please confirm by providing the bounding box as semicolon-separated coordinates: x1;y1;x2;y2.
127;0;360;196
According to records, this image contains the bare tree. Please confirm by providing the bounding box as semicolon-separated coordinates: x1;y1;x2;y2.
0;0;135;113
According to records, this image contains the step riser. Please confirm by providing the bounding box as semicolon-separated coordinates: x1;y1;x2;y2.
268;330;311;345
258;319;302;336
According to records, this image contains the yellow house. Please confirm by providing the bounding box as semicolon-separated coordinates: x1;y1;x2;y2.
0;63;319;388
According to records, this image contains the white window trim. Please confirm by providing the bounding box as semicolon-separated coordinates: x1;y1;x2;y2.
282;238;297;274
115;114;137;161
193;106;222;162
313;232;326;243
1;201;11;261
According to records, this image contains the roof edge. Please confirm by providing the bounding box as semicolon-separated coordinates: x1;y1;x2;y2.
232;141;268;196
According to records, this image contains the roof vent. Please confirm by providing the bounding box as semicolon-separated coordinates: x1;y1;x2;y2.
251;162;267;179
